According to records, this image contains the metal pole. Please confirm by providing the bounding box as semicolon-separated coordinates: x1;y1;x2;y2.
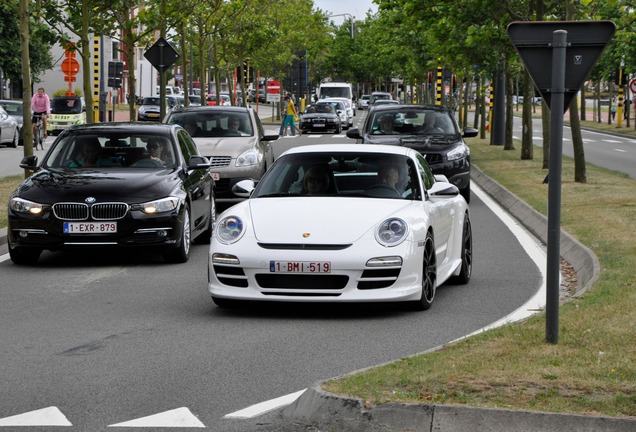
546;30;567;344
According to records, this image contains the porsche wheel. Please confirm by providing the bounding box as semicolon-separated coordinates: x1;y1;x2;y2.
451;214;472;285
409;231;437;311
11;130;19;148
164;204;191;263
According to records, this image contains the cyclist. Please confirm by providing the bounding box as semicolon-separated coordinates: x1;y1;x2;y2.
31;87;51;146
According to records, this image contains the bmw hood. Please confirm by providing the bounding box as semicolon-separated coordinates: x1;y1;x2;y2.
15;168;180;204
247;198;411;243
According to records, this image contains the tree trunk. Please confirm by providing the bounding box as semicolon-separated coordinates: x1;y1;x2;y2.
19;0;33;165
521;71;533;159
80;2;93;124
541;100;550;169
504;70;514;150
569;97;587;183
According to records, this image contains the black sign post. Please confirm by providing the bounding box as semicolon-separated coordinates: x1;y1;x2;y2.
144;37;179;119
508;21;615;344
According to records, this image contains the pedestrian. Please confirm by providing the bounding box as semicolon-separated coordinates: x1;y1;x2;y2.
282;95;298;136
611;96;617;122
279;93;289;136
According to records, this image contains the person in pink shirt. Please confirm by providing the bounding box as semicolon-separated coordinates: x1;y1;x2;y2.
31;87;51;141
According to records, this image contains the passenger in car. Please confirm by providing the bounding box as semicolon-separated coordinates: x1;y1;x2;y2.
68;137;114;167
378;164;400;191
375;114;395;134
303;165;332;195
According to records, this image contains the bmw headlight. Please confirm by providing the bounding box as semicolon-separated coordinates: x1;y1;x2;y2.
376;218;408;247
447;143;469;162
140;197;180;214
236;148;259;167
10;197;44;215
216;216;245;244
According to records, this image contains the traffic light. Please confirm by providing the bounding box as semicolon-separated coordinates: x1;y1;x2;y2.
108;61;124;88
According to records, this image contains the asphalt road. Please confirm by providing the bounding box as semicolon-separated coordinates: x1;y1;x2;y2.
0;115;544;430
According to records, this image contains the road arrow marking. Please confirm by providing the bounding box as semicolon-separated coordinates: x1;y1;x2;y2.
0;406;72;426
224;389;305;419
108;407;204;428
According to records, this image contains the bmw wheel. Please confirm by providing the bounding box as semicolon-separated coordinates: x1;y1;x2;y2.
164;204;191;263
409;231;437;311
9;243;42;265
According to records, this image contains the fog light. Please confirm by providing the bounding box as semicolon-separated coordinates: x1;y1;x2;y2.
19;231;28;238
157;230;168;237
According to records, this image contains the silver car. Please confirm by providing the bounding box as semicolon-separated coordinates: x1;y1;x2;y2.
0;105;19;148
164;106;279;206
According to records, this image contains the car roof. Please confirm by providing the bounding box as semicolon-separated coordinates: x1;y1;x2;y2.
0;99;22;104
369;104;451;114
63;122;181;134
281;143;413;158
167;105;251;114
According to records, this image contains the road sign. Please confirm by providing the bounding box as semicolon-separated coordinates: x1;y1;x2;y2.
61;58;80;75
630;79;636;94
508;21;615;112
144;37;179;71
267;80;280;94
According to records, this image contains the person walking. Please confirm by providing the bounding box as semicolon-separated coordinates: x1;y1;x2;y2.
282;95;298;136
279;93;289;136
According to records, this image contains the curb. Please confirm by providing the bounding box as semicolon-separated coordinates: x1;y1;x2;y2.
281;166;614;431
283;381;636;432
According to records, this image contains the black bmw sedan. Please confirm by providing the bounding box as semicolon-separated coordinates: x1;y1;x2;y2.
299;104;342;134
7;122;215;265
346;104;477;203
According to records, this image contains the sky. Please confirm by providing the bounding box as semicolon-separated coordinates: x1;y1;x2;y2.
313;0;378;22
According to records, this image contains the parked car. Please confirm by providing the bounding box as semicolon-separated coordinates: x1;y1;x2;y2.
316;99;350;130
0;104;20;148
299;104;342;134
47;96;86;135
164;105;278;206
345;104;477;203
369;91;392;106
357;94;370;110
208;144;472;311
371;99;400;107
7;123;215;265
0;99;24;145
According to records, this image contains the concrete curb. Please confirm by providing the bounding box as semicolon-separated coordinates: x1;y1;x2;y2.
284;381;636;432
281;166;613;431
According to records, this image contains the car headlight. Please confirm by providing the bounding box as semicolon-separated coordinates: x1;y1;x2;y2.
10;197;44;215
139;197;180;214
376;218;408;247
447;143;469;162
236;148;259;167
216;216;245;244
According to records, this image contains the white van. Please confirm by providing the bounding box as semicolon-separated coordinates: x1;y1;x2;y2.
156;86;176;96
318;82;355;116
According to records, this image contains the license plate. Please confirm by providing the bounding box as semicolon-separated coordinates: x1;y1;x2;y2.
313;123;325;127
63;222;117;234
211;172;220;181
270;261;331;273
148;113;160;118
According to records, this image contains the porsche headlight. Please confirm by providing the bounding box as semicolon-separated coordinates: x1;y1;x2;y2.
140;197;180;214
376;218;408;247
236;149;259;167
216;216;245;244
10;197;44;215
447;143;469;162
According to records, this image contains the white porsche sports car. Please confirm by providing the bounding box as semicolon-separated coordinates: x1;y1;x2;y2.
208;144;472;311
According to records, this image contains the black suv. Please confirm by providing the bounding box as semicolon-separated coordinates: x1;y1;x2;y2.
346;104;477;203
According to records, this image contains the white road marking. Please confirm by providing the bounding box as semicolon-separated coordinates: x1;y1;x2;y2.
614;148;627;153
108;407;205;428
0;406;72;426
603;139;623;143
224;389;306;419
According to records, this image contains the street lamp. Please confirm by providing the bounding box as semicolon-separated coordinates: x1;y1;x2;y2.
327;13;355;38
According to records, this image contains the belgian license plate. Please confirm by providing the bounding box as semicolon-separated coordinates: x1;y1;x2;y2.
270;261;331;273
63;222;117;234
148;113;159;118
211;172;220;181
314;123;325;127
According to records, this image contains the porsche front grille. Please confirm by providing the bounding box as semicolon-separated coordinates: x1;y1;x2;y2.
53;202;129;220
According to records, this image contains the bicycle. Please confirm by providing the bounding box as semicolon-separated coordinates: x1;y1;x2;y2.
33;114;46;150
